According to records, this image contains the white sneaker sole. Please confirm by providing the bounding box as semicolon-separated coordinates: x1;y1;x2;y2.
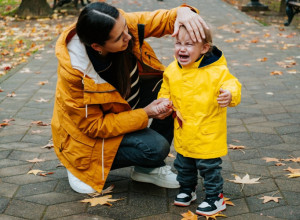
196;204;226;216
131;171;180;189
174;194;197;206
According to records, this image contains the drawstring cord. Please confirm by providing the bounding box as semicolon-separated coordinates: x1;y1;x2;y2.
102;138;105;180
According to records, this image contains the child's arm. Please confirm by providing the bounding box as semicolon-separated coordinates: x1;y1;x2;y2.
218;70;242;108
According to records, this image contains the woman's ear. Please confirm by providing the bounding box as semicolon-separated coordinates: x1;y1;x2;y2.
200;43;210;54
91;43;103;53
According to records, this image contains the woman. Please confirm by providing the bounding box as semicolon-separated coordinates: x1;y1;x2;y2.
51;2;207;193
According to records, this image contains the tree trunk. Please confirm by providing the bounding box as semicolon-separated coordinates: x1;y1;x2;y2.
17;0;52;18
279;0;286;13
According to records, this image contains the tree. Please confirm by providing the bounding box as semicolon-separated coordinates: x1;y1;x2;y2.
17;0;52;18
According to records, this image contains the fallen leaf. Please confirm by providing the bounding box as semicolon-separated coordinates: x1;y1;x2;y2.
275;163;285;166
228;144;245;149
38;80;48;85
32;130;43;134
80;195;123;206
256;57;268;62
205;212;227;220
3;118;15;123
284;167;300;173
88;185;115;197
283;157;300;162
250;38;259;43
31;121;50;126
35;98;49;103
262;157;280;162
259;195;282;203
0;123;10;128
287;173;300;178
27;169;45;175
287;69;297;74
181;210;198;220
224;197;235;206
26;158;45;163
270;71;283;76
7;92;16;97
41;143;54;149
228;174;260;184
168;153;176;158
232;139;240;143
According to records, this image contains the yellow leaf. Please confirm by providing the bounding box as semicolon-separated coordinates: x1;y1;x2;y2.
287;173;300;178
181;210;198;220
27;169;45;175
256;57;268;62
80;195;123;206
228;144;245;150
284;167;300;173
224;197;235;206
205;212;227;220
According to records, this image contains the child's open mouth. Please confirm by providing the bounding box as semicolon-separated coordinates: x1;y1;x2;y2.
179;55;189;62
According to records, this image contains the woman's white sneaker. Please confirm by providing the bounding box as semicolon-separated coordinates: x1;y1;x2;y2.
67;170;96;194
131;165;180;188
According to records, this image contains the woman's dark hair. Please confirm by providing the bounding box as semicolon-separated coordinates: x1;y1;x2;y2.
76;2;133;98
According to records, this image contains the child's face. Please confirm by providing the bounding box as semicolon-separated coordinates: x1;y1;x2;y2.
175;28;207;67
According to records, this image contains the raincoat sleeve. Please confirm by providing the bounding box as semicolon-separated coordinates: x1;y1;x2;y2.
220;70;242;107
157;68;171;100
120;5;199;38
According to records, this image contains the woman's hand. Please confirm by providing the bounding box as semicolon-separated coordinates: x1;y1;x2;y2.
172;7;209;42
143;98;173;119
217;88;232;107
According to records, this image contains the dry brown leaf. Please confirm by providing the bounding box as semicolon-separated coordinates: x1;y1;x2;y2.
228;144;245;150
250;38;259;43
80;195;123;206
224;197;235;206
232;139;240;143
286;157;300;162
259;195;282;203
275;163;285;166
287;173;300;178
31;121;50;126
27;169;45;175
224;38;239;43
3;118;15;123
262;157;280;163
168;153;176;158
284;167;300;173
38;80;48;85
256;57;268;62
7;92;16;97
0;123;10;128
181;210;198;220
228;174;260;190
26;158;45;163
270;71;283;76
88;185;115;197
287;69;297;74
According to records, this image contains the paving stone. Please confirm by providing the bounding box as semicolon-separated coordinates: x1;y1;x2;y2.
256;205;300;219
21;192;83;206
0;135;24;144
129;181;166;197
136;213;180;220
58;214;113;220
0;159;27;169
21;134;52;145
227;213;282;220
2;173;52;185
0;125;29;138
8;150;39;161
275;178;300;193
223;198;249;217
0;197;10;213
0;183;18;198
231;162;270;177
0;214;24;220
245;125;276;134
275;124;300;135
0;150;12;159
43;201;87;219
228;148;260;162
15;180;58;198
0;164;32;177
245;191;286;212
249;132;284;146
0;142;38;150
4;199;45;219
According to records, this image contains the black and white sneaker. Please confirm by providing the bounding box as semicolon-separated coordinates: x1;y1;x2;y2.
174;190;197;206
196;193;226;216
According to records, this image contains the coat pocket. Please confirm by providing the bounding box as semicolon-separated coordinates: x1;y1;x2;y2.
60;127;96;170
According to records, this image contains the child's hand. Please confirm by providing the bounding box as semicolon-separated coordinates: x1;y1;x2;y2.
217;88;232;107
155;99;172;114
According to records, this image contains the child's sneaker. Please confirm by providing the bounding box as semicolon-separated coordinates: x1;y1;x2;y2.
174;189;197;206
196;193;226;216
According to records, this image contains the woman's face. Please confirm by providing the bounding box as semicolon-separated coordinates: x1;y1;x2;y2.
101;14;132;55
